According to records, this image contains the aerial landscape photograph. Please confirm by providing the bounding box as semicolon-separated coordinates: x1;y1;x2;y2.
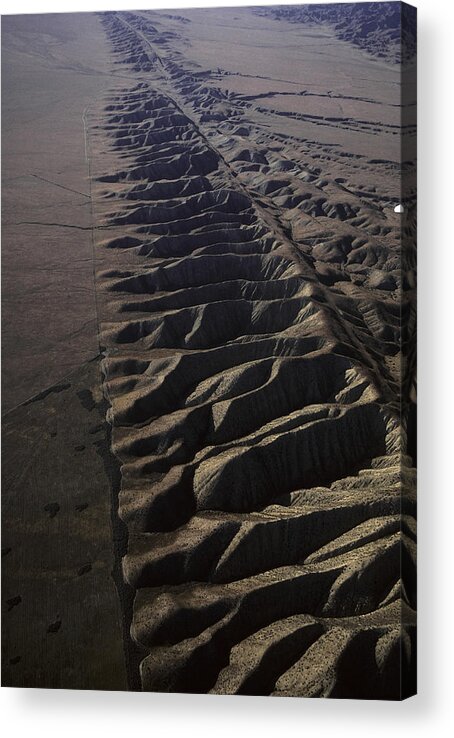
2;1;416;699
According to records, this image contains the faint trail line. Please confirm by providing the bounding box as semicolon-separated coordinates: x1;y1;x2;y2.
30;173;90;199
83;98;144;690
11;220;111;230
83;105;105;358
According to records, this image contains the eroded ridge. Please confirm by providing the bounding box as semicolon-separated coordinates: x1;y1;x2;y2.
89;11;416;698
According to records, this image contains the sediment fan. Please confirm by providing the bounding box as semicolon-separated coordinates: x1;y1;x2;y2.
82;6;416;698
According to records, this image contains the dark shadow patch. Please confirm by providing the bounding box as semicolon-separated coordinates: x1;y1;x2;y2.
89;423;104;435
76;389;97;412
47;619;62;634
23;383;71;406
6;596;22;612
78;563;92;576
44;502;60;519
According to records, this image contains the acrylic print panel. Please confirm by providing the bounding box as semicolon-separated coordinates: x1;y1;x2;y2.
1;2;417;698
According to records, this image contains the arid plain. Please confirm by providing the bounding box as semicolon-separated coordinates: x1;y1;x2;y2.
2;4;416;698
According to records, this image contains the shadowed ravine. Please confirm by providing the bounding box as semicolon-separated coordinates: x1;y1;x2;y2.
85;7;416;698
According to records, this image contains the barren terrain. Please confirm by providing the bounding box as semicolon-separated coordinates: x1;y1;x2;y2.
2;4;416;698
